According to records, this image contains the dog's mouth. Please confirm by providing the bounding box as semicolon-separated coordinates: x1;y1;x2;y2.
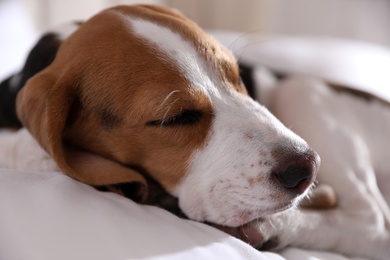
106;180;304;236
204;199;299;249
211;221;265;248
99;178;296;250
99;173;298;249
209;216;281;250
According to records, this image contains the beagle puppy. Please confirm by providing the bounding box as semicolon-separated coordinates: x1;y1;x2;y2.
5;4;318;237
1;4;388;260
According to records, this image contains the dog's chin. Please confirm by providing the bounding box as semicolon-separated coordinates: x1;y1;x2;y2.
220;199;299;228
211;221;265;248
208;201;298;248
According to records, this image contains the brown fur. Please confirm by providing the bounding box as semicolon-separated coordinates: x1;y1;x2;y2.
16;5;243;201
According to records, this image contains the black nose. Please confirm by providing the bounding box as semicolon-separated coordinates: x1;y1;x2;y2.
272;149;320;193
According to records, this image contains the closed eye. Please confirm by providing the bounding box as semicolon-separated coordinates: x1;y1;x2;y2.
146;110;203;127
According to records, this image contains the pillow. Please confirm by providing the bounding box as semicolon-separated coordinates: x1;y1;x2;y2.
0;168;282;260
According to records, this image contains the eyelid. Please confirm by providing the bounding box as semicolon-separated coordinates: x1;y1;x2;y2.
146;109;203;127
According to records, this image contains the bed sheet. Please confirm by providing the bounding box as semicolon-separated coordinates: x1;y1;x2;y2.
0;122;365;260
0;130;277;260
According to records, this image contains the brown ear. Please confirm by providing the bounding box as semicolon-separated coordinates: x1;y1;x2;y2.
16;68;148;202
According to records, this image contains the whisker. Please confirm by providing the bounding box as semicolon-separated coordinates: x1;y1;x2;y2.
226;29;265;55
224;32;290;65
257;221;265;234
240;224;249;238
255;211;261;225
234;38;278;62
160;107;171;128
158;90;181;111
305;194;313;202
227;31;255;55
159;98;180;128
269;219;277;231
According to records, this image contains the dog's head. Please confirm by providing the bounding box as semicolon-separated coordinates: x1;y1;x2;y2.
17;5;319;227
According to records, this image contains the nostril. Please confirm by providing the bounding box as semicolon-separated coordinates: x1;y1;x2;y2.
272;149;320;193
274;165;312;190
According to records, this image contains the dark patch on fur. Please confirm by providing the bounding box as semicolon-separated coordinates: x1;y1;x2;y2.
96;165;186;218
239;63;256;99
0;32;62;127
65;96;84;127
257;236;279;250
96;182;147;203
0;75;22;128
329;84;390;106
18;33;62;87
143;177;185;218
99;106;123;129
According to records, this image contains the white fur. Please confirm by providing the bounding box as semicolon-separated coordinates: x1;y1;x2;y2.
177;94;311;226
259;76;390;260
129;17;313;226
130;18;220;98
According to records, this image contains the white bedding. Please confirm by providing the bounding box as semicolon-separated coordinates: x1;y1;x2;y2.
0;129;277;260
0;130;364;260
2;3;389;259
0;169;269;260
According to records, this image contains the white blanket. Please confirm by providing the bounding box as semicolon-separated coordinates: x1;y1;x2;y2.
0;125;363;260
0;129;276;260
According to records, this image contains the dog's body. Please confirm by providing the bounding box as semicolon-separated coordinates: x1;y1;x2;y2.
0;5;389;260
248;76;390;258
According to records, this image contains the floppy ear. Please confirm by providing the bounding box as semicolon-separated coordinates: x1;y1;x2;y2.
16;68;148;202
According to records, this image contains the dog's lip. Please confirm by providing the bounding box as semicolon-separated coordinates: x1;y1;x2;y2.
222;200;297;228
210;221;264;248
260;202;296;217
208;201;296;247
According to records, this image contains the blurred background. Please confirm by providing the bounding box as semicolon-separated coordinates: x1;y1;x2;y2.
3;0;390;44
1;0;390;80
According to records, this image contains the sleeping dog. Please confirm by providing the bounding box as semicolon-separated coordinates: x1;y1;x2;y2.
0;5;389;260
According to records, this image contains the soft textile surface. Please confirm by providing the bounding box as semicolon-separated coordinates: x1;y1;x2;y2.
0;124;365;260
0;170;274;260
210;31;390;103
0;129;280;260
